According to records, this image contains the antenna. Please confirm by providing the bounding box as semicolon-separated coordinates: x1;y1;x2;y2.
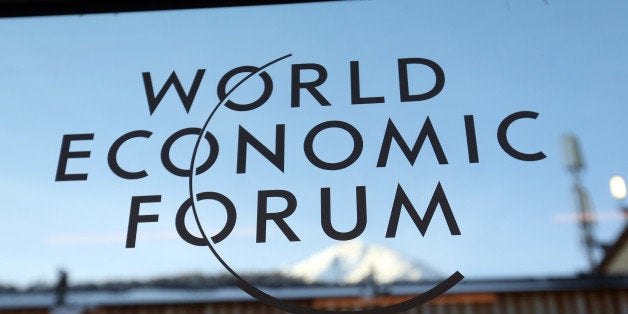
561;134;584;173
561;134;597;271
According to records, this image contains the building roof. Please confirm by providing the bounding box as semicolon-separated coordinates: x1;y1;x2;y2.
598;224;628;275
1;276;627;310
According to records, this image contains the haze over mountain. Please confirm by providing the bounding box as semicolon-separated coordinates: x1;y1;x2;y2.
285;240;442;285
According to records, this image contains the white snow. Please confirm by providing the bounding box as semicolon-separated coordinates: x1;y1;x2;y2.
285;240;441;284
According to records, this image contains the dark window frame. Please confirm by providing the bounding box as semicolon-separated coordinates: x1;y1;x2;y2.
0;0;343;18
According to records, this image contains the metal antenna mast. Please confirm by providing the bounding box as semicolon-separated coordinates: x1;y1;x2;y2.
561;134;597;271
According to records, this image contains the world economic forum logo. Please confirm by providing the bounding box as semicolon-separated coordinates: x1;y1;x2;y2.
55;54;545;313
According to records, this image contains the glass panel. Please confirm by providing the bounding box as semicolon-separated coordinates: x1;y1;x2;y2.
1;1;627;312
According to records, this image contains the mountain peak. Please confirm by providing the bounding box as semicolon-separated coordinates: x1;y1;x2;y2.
284;240;441;285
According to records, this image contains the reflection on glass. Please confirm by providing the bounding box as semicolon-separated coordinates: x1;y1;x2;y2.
610;175;627;200
1;0;628;313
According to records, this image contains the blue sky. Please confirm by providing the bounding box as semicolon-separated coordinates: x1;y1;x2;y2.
1;0;628;286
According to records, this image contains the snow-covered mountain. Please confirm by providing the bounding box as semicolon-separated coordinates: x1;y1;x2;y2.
284;240;442;285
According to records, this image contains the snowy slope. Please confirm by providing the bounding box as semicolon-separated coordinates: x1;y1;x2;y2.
285;240;442;284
